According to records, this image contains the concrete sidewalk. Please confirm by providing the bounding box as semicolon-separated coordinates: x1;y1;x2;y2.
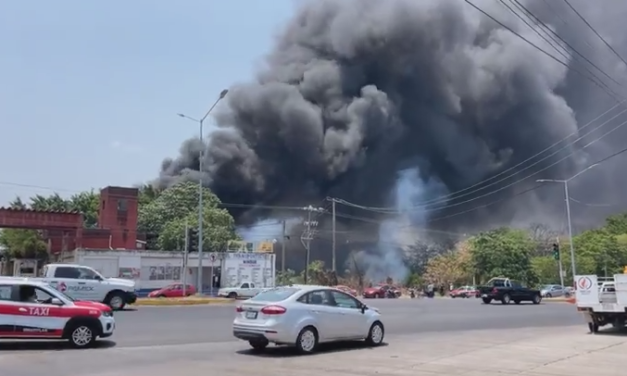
2;325;625;376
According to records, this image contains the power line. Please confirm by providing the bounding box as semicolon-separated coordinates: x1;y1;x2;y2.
569;197;613;208
502;0;622;93
464;0;622;100
335;114;627;213
562;0;627;68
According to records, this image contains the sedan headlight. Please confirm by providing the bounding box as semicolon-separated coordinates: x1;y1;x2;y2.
102;310;113;317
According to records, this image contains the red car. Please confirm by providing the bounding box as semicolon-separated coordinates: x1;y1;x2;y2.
450;286;478;298
363;285;400;299
334;285;358;297
148;283;196;298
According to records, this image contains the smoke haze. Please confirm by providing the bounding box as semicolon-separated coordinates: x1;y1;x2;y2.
159;0;627;275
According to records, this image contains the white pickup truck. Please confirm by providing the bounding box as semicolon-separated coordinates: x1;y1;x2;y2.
9;263;137;310
217;282;268;299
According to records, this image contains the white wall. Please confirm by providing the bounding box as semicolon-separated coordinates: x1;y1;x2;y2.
72;249;244;291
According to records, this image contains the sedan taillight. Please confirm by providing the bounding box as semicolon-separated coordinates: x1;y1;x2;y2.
260;305;287;315
236;306;244;313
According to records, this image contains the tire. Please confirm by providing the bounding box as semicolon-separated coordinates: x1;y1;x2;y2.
228;292;238;299
157;295;166;298
295;326;318;354
482;298;492;304
249;339;269;351
365;321;385;346
532;294;542;305
501;294;511;305
514;300;521;305
67;322;97;348
451;295;456;299
105;292;126;310
545;293;552;298
588;322;599;333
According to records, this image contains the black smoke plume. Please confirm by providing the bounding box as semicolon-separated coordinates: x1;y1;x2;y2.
159;0;627;238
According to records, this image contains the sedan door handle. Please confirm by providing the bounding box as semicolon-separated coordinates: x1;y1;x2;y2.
78;282;86;285
18;308;27;312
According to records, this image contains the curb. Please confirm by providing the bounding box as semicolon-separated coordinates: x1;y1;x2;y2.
134;298;235;306
543;297;574;303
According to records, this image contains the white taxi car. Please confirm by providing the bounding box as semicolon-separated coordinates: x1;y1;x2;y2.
233;285;385;354
0;279;115;348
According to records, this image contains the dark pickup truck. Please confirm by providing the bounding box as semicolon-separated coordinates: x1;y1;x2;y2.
478;278;542;305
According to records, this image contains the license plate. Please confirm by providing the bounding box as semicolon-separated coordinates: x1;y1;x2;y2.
245;311;258;319
602;303;615;311
482;294;487;298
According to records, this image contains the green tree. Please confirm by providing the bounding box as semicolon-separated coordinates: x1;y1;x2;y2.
531;256;561;285
139;181;237;251
137;184;163;207
604;213;627;235
572;229;627;276
0;229;48;259
469;228;538;284
157;205;238;251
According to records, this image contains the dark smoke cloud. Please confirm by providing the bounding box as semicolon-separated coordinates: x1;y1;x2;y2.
159;0;627;233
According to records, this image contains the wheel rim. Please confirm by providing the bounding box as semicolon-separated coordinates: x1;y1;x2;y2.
110;296;123;309
371;325;383;344
72;326;93;346
300;330;316;352
535;295;540;303
504;295;510;303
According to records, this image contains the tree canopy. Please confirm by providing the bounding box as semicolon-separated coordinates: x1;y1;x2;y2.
0;181;238;258
419;214;627;288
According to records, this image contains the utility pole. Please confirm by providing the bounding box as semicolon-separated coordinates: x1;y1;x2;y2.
301;205;323;284
331;198;336;273
183;221;189;296
281;220;286;273
556;236;565;287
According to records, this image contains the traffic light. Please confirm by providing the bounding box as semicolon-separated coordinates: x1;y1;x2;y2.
552;243;560;261
187;227;199;252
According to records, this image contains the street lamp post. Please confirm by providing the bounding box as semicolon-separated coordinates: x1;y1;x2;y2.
177;89;228;294
537;163;598;279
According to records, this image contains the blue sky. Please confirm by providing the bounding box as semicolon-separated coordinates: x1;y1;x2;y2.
0;0;295;205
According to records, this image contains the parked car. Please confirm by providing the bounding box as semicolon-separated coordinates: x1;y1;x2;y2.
148;283;196;298
478;277;542;305
540;284;565;298
334;285;358;297
450;286;478;298
363;285;400;299
218;282;269;299
233;285;385;354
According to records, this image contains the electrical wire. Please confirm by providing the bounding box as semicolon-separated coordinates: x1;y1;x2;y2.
335;113;627;213
332;1;627;213
502;0;622;92
464;0;622;100
568;197;613;208
562;0;627;68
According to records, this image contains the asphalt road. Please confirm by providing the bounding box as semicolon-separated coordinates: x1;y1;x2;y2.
0;298;589;376
108;297;582;348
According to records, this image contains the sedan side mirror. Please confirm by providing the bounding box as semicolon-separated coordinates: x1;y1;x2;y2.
361;305;367;314
50;298;63;306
